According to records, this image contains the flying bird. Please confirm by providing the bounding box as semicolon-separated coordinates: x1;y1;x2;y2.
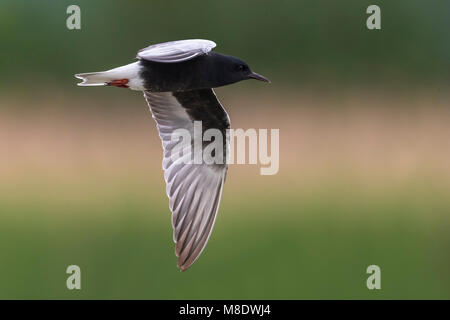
75;39;269;271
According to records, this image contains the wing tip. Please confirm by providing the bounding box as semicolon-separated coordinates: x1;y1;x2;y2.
177;260;193;272
175;245;196;272
178;264;189;272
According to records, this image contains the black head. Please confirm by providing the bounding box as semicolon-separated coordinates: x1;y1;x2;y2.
209;53;270;87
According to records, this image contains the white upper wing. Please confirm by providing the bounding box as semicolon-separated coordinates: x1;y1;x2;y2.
143;89;229;271
137;39;217;63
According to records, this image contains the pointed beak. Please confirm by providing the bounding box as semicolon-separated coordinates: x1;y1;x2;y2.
248;72;271;83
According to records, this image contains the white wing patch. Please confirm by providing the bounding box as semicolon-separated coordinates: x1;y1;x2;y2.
143;90;228;271
137;39;217;63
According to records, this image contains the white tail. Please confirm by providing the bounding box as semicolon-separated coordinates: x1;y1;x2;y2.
75;72;110;86
75;62;144;90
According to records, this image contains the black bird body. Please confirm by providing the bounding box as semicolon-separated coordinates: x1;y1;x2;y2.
140;52;250;92
75;39;269;271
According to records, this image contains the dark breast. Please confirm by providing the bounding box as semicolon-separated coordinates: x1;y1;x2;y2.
172;89;230;168
173;89;230;134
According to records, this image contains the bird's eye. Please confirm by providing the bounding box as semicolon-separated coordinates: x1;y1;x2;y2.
237;64;247;72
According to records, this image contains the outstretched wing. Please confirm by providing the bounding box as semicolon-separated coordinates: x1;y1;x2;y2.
137;39;216;63
143;89;230;271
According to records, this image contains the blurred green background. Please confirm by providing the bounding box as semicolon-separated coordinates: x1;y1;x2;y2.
1;0;449;299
